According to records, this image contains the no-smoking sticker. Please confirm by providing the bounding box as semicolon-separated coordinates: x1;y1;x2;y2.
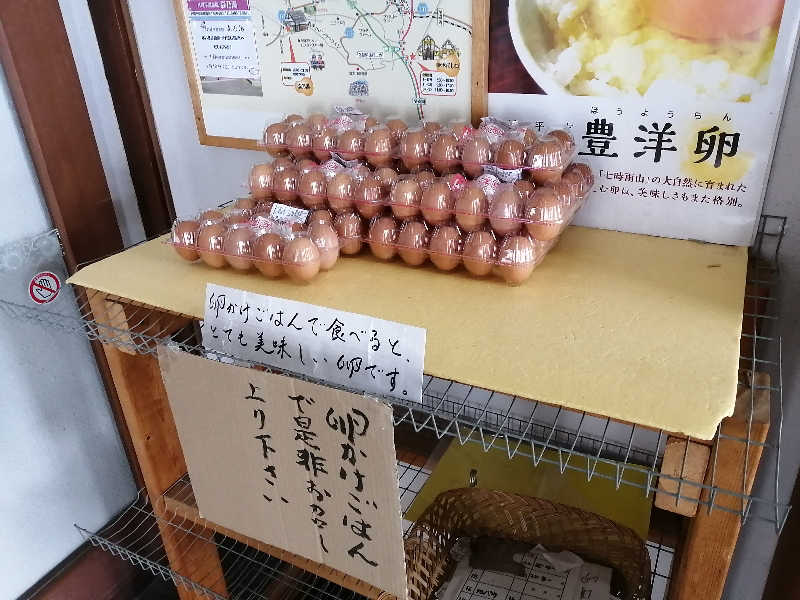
29;271;61;304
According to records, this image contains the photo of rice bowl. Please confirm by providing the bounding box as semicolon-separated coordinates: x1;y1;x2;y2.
507;0;785;102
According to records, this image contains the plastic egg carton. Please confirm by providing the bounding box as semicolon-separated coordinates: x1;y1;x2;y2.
262;112;577;184
330;210;559;285
249;159;593;244
168;208;341;283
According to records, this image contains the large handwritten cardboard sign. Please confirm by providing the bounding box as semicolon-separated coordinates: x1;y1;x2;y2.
201;283;426;402
158;346;407;599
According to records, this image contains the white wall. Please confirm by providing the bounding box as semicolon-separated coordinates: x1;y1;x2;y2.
125;2;800;597
0;61;136;599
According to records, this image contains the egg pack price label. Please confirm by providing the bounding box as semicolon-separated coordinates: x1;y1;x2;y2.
201;283;426;402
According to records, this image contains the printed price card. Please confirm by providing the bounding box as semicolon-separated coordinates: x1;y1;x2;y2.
158;346;408;599
201;283;426;402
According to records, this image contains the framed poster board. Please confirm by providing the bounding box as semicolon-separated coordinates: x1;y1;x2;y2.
174;1;489;151
487;0;800;246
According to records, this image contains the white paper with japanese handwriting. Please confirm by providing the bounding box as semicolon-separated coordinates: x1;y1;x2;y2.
201;283;426;402
439;547;611;600
489;1;800;246
158;346;408;599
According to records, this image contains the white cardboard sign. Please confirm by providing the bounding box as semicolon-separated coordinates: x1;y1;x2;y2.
158;346;408;599
202;283;426;402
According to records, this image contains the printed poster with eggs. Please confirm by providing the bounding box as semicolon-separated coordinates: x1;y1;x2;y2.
490;0;800;245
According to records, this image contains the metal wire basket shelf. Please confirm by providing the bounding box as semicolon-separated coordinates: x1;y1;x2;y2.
77;457;431;600
0;216;790;532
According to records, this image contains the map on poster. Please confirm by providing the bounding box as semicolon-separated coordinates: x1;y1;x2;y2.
179;0;474;143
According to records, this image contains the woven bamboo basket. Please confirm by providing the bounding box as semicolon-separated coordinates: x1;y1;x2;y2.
403;488;651;600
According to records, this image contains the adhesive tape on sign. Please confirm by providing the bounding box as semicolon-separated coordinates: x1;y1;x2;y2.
29;271;61;304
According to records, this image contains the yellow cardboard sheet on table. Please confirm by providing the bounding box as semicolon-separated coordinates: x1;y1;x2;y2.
405;440;652;540
69;226;747;439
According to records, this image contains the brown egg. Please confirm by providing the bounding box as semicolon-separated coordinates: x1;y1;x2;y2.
430;133;460;174
454;186;487;232
495;235;537;284
415;170;436;190
283;237;321;282
199;209;224;222
197;223;227;268
495;139;526;170
285;124;313;159
328;173;355;214
284;114;305;125
309;209;333;227
234;197;258;210
525;187;565;241
225;209;251;225
337;129;364;161
355;177;385;219
390;179;422;220
249;163;275;200
272;157;295;172
397;221;429;266
252;233;284;278
334;212;364;255
172;220;200;261
525;138;566;185
559;170;584;200
489;187;523;237
548;129;576;155
514;179;536;203
349;163;372;182
299;170;327;209
313;128;337;162
463;230;497;277
365;116;380;129
429;225;462;271
566;163;594;196
272;168;299;203
400;130;429;170
309;224;340;270
296;158;319;176
420;182;453;226
264;122;289;157
386;118;408;144
368;216;399;260
522;128;538;147
461;136;492;177
374;167;399;193
364;128;394;168
306;113;329;135
222;225;254;271
423;121;441;136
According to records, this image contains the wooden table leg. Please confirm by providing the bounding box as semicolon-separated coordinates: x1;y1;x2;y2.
88;292;229;599
670;373;770;600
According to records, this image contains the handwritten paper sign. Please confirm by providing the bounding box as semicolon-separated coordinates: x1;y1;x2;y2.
158;346;408;599
202;283;426;402
440;547;611;600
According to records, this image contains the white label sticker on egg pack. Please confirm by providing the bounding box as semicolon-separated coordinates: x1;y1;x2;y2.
202;283;427;403
269;203;309;225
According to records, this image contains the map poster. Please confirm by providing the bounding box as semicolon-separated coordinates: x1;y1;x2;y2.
489;0;800;246
176;1;479;147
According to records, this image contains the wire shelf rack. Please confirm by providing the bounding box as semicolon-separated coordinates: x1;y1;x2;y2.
0;215;790;532
76;456;431;600
77;458;677;600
